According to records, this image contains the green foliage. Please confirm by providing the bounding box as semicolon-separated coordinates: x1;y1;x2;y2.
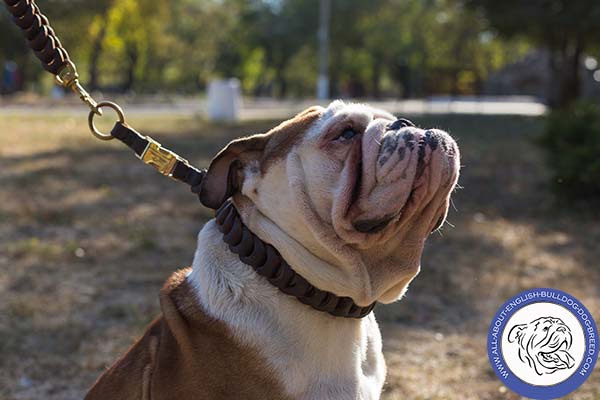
323;0;530;97
1;0;532;96
538;102;600;202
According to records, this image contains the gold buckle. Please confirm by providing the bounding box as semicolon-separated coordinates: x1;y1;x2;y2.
140;139;179;176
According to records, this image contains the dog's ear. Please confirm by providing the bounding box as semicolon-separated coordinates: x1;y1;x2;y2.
508;324;527;343
199;134;268;209
199;106;324;209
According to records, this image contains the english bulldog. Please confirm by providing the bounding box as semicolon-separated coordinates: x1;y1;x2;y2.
508;317;576;376
86;101;460;400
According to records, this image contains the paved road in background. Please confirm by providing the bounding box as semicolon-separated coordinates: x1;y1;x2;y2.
0;97;547;120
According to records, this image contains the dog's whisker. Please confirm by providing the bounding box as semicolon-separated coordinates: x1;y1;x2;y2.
369;135;382;146
450;197;458;212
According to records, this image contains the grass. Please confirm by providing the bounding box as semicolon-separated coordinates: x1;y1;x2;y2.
1;111;599;399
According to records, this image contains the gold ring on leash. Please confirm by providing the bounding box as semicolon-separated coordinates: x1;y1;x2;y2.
88;102;125;141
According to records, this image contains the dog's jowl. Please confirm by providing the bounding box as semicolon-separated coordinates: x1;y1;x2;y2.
85;101;460;400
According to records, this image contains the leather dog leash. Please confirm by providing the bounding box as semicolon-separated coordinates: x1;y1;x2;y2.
3;0;207;191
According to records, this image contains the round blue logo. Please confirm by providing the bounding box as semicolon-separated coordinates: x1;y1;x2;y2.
488;288;598;399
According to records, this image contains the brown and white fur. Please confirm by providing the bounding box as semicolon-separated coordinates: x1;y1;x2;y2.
87;101;460;400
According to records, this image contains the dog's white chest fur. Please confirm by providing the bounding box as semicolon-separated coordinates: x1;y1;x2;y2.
188;221;386;400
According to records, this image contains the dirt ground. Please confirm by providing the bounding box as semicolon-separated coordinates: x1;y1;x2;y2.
1;111;599;399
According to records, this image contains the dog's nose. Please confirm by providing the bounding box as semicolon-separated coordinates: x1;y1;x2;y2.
387;118;415;131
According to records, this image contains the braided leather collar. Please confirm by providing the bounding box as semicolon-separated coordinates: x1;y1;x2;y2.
215;201;376;318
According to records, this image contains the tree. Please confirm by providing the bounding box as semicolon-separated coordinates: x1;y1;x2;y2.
246;0;319;97
465;0;600;108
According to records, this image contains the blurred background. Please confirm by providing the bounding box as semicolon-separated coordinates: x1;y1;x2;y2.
1;0;599;399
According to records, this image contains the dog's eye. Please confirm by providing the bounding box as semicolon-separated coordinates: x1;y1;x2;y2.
335;127;358;142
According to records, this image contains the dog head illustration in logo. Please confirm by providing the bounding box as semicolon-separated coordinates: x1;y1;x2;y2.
508;317;575;375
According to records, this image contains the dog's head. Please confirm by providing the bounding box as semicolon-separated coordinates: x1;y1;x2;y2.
200;101;460;305
508;317;575;375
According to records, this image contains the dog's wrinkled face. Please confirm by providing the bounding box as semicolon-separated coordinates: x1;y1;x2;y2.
508;317;576;375
200;101;460;305
292;102;459;244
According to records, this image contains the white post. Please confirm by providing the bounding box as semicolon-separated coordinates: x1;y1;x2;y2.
207;78;241;122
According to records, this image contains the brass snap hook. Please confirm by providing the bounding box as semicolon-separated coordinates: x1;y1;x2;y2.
56;61;124;140
88;101;125;141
